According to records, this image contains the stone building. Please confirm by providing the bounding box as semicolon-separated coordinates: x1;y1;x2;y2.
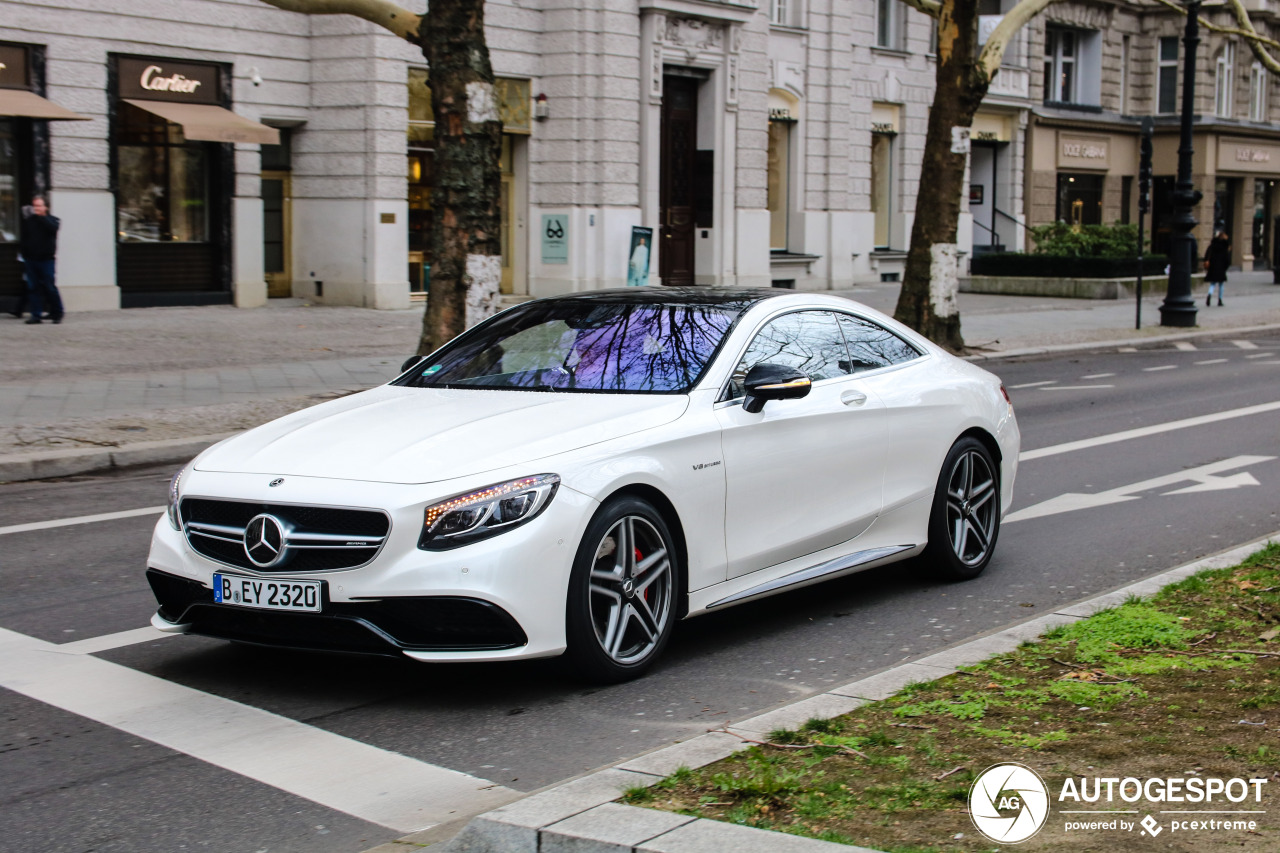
0;0;1039;314
1025;0;1280;270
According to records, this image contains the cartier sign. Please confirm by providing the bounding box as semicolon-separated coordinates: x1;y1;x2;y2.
117;57;219;105
1216;137;1280;173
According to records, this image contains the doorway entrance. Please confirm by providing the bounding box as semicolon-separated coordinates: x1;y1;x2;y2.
659;74;699;286
1253;178;1272;270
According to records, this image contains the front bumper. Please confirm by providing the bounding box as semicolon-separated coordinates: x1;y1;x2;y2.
146;469;599;661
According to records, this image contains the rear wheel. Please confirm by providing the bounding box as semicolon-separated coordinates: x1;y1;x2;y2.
565;497;676;683
923;437;1000;580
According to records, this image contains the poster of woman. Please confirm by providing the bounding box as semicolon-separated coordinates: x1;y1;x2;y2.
627;226;653;287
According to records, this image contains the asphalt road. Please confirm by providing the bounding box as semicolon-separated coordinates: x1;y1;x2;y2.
2;333;1279;853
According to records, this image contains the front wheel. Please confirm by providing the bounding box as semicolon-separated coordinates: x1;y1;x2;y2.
923;437;1001;581
565;497;677;683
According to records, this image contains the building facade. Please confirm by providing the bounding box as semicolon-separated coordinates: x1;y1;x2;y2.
20;0;1217;315
1026;0;1280;270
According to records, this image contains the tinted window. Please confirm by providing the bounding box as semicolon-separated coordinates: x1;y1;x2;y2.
727;311;848;399
397;301;737;394
836;314;921;371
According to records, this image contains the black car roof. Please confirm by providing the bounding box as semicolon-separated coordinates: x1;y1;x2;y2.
535;286;789;313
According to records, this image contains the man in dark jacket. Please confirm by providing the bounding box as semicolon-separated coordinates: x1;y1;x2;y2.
1204;229;1230;307
19;195;63;325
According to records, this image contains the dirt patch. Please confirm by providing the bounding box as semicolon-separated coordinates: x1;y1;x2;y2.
630;546;1280;851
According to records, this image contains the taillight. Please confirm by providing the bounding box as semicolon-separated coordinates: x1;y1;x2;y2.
999;383;1011;404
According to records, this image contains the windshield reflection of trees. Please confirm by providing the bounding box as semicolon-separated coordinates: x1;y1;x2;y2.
417;304;736;393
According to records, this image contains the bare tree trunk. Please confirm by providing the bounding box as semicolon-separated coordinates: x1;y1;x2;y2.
894;0;988;352
418;0;503;354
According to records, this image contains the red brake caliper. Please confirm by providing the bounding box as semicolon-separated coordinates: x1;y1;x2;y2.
634;547;647;601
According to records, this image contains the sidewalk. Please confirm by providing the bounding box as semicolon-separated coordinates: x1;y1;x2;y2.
2;275;1280;481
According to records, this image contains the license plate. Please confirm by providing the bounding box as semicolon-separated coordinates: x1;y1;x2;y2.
213;573;323;613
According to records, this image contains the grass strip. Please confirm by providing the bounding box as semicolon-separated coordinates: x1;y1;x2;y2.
626;544;1280;851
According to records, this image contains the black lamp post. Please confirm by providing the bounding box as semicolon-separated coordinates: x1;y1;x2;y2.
1160;0;1203;327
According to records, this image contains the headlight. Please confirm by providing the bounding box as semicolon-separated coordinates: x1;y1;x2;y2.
419;474;560;550
166;465;189;530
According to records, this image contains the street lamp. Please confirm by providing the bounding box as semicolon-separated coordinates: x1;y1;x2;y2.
1160;0;1202;327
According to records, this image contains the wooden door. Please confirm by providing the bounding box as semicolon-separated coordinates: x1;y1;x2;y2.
262;171;291;298
660;76;698;286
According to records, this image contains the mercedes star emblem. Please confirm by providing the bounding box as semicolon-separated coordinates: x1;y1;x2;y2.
269;478;285;487
244;514;287;567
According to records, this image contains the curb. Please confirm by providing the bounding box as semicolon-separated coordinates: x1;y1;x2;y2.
437;532;1280;853
963;321;1280;362
0;433;233;483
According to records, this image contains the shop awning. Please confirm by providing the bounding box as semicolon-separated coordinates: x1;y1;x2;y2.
0;88;90;120
123;99;280;145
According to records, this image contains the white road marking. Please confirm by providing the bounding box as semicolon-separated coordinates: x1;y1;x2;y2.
1246;353;1272;359
1081;373;1115;379
1005;456;1274;523
1040;385;1116;391
1174;342;1198;351
0;627;518;832
1143;365;1177;372
1008;380;1057;389
0;506;164;536
58;626;178;655
1119;347;1138;352
1194;359;1229;365
1020;399;1280;461
1233;340;1260;350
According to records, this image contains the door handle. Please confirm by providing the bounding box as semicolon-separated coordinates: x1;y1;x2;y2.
841;390;868;407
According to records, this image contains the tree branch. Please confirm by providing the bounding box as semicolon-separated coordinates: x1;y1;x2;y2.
978;0;1066;79
1227;0;1280;75
1146;0;1280;64
258;0;421;43
898;0;942;20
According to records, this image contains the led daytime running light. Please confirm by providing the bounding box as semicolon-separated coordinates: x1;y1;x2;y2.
420;474;560;549
166;465;187;530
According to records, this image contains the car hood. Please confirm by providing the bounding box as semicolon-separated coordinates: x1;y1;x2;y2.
194;385;689;484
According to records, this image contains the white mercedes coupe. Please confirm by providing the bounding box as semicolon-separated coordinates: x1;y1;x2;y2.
147;288;1019;681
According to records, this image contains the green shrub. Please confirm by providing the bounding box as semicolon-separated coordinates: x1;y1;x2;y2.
1028;221;1145;258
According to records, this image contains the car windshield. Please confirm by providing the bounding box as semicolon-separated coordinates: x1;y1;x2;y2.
396;300;739;394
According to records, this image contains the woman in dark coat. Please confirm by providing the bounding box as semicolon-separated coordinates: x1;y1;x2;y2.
1204;230;1231;307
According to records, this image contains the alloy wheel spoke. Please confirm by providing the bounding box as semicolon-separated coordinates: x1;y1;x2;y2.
635;547;668;578
632;595;661;640
610;605;636;658
970;482;996;512
614;519;632;576
967;518;989;552
590;583;622;605
599;600;622;652
636;559;669;596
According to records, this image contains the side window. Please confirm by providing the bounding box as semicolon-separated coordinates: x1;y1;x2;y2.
727;311;848;399
836;314;921;372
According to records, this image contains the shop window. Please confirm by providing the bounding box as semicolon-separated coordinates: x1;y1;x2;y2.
1120;35;1130;114
767;116;792;250
0;120;18;243
116;101;209;243
1250;61;1268;122
1157;37;1179;114
1056;173;1103;226
1215;42;1236;118
871;131;895;249
877;0;903;50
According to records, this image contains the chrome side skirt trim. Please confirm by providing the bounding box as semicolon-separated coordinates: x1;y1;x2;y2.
707;545;915;609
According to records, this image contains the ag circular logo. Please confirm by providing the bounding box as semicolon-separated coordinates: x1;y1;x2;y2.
969;763;1050;844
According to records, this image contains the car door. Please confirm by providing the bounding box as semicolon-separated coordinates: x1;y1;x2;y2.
715;310;889;579
833;312;939;513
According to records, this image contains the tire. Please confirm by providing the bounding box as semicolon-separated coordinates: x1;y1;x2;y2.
565;496;678;683
923;436;1001;581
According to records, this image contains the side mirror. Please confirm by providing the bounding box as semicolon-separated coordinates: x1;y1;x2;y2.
400;355;426;374
742;363;812;414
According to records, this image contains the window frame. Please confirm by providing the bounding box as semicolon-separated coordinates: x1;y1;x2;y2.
1043;25;1078;104
876;0;904;50
1215;41;1237;118
717;308;925;403
1157;36;1179;115
871;130;896;250
1250;60;1268;122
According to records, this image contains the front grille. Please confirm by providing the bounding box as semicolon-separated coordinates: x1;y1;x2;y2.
180;497;390;572
146;570;528;654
